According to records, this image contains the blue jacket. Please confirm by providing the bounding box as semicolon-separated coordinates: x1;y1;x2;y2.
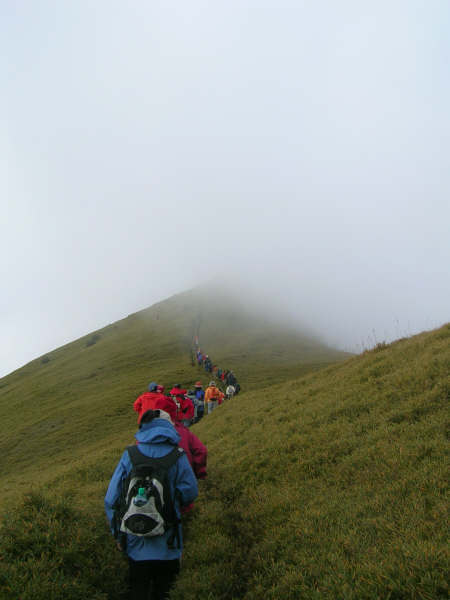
195;389;205;401
104;419;198;561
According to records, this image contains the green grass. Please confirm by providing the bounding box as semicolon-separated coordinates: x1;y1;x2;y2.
0;289;344;504
0;290;447;599
170;324;449;600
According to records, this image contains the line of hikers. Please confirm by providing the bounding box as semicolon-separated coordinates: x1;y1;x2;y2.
194;337;241;396
104;374;238;599
134;380;236;424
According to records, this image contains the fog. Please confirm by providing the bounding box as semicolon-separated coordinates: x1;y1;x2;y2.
1;1;449;377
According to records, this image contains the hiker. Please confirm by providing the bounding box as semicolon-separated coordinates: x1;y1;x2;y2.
204;381;220;414
217;388;225;406
226;371;237;387
170;385;193;426
169;401;207;513
226;384;235;400
104;406;198;600
178;394;195;427
133;382;164;422
196;350;203;365
193;381;205;422
186;389;197;420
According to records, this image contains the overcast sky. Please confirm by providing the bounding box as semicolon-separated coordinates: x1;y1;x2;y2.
1;0;449;377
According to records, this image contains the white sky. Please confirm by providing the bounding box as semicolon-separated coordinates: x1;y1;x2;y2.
1;0;449;377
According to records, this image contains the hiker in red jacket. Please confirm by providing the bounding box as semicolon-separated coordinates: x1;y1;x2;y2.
178;395;195;426
170;384;194;426
217;389;225;406
133;382;164;423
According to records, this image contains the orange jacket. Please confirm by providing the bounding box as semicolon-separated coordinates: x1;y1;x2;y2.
204;385;220;403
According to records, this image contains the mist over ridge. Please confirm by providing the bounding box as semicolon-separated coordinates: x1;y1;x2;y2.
1;1;449;376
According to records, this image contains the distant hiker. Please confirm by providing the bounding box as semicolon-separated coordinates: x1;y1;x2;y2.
226;384;235;400
204;381;220;414
104;406;198;600
226;371;237;387
186;389;199;422
235;382;241;395
196;350;203;365
193;381;205;422
217;388;225;406
133;382;164;423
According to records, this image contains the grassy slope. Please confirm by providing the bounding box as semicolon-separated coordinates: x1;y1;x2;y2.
0;291;447;599
0;289;344;504
0;298;190;501
172;324;449;600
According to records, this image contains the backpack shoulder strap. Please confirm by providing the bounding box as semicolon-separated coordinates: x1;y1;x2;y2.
156;446;185;470
126;445;184;469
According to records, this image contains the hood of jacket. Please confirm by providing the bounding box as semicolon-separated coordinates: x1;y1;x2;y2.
137;391;163;403
135;418;181;446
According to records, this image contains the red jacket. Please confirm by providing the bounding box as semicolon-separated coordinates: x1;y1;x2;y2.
133;392;166;423
170;388;194;421
178;396;194;421
174;422;207;480
170;387;186;397
174;421;207;514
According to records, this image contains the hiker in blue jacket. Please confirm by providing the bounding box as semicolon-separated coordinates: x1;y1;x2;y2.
193;381;205;422
105;410;198;600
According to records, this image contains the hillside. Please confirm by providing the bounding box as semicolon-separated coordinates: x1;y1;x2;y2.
171;323;449;599
0;288;345;506
0;291;447;599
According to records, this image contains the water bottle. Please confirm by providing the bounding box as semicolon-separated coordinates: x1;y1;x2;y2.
133;487;147;507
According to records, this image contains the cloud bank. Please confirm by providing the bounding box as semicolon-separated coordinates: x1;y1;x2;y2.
1;0;449;376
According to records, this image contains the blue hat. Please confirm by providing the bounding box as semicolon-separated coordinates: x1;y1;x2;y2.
148;382;158;392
